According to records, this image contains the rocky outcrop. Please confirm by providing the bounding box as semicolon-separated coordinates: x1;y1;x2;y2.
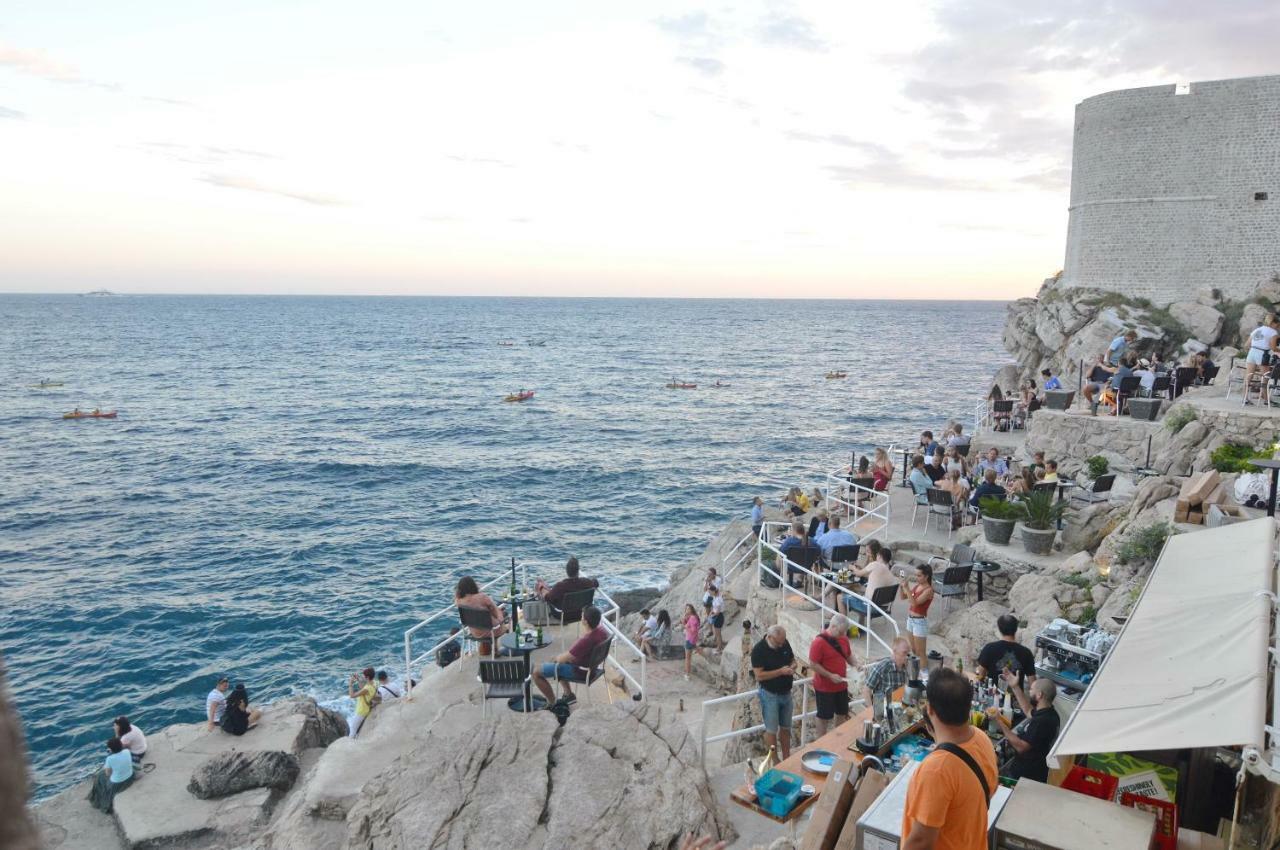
1169;301;1224;344
188;751;301;800
332;704;733;850
0;656;39;850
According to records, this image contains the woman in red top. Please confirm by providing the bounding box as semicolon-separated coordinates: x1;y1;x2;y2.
871;447;895;492
900;563;934;659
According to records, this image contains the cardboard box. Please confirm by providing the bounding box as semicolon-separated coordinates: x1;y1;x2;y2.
800;758;859;850
993;778;1157;850
1183;471;1221;505
1187;510;1204;525
832;769;889;850
1174;503;1190;523
1206;504;1249;528
1204;484;1226;506
1178;478;1196;500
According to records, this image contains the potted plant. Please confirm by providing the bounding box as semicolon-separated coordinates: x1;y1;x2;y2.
979;496;1019;545
1018;490;1067;555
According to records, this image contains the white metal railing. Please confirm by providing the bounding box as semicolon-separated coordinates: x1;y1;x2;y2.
973;399;991;432
721;524;758;583
594;586;647;701
824;469;890;542
757;521;900;661
699;677;817;768
403;559;532;698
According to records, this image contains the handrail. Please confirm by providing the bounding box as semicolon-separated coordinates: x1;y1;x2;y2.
823;469;890;542
699;677;817;768
404;560;529;698
757;521;899;661
595;594;647;702
721;527;758;583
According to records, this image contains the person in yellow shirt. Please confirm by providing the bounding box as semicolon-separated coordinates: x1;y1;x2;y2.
347;667;380;737
1043;460;1059;482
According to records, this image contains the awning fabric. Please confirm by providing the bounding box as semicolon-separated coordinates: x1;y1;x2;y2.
1049;517;1275;763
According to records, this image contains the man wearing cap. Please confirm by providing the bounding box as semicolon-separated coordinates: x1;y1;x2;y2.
1133;358;1156;395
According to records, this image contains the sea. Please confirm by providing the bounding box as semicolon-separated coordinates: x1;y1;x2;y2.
0;294;1007;798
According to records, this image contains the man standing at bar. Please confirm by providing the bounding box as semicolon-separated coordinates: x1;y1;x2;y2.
751;625;796;760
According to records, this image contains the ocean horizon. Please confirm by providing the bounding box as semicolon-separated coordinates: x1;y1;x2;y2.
1;293;1007;798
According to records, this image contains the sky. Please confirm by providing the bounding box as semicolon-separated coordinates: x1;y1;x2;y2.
1;1;1277;299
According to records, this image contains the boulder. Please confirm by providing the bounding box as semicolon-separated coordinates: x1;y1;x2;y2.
1008;574;1067;625
1059;501;1125;554
1168;302;1224;345
1097;578;1141;633
1238;303;1270;348
284;697;349;751
1181;339;1209;356
933;601;1009;666
606;587;663;616
991;364;1022;397
1255;274;1280;306
1056;551;1095;576
342;704;733;850
189;750;300;800
1194;287;1222;308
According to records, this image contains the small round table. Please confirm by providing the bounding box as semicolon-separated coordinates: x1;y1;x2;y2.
971;561;1001;602
498;632;552;713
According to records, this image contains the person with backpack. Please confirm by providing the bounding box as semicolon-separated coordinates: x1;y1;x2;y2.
901;668;997;850
808;615;853;737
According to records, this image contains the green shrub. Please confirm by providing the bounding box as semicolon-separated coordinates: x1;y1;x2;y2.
1086;455;1110;479
1061;574;1092;589
1116;522;1173;565
1019;490;1067;531
979;496;1022;520
1073;604;1097;626
1164;406;1197;434
1209;442;1274;473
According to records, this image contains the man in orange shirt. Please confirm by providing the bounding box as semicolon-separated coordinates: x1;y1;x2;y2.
901;668;998;850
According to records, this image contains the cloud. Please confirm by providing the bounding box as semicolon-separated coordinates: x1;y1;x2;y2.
785;131;892;157
823;160;986;192
677;55;725;76
445;154;514;167
654;11;715;39
757;12;827;52
0;106;25;120
199;173;345;206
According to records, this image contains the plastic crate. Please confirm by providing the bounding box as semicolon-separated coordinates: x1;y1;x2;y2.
1061;765;1118;801
754;768;804;818
1120;793;1177;850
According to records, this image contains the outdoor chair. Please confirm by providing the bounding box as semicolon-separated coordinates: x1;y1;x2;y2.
925;487;959;540
954;441;971;458
478;657;529;717
928;543;976;576
1113;376;1142;416
932;564;973;613
807;516;823;539
784;545;821;588
1043;390;1075;411
551;637;613;706
1070;474;1116;504
1202;361;1219;384
1033;481;1058;496
1174;366;1199;398
829;544;860;565
554;587;598;649
855;583;899;637
991;399;1014;431
458;605;497;657
1147;375;1171;399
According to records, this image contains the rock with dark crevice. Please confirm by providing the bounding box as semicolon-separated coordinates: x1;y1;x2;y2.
189;750;301;800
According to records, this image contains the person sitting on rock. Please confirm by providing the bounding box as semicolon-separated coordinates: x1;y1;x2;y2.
640;609;671;659
534;557;599;623
206;676;230;730
220;683;262;736
347;669;380;737
376;670;413;701
87;737;134;813
114;716;146;765
531;605;609;705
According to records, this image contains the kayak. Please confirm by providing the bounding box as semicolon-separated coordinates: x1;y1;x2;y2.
498;341;515;347
504;391;535;402
825;371;848;379
63;411;117;419
665;382;697;389
29;382;65;388
709;382;729;388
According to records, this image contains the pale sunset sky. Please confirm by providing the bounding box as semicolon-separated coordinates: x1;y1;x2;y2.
2;1;1277;298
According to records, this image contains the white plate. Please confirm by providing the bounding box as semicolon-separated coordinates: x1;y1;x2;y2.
801;749;838;774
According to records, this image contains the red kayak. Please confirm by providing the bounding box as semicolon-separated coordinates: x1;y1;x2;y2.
63;410;117;419
503;391;535;402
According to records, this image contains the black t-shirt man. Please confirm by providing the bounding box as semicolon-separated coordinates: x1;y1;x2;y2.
751;637;795;695
1006;707;1061;783
977;639;1036;689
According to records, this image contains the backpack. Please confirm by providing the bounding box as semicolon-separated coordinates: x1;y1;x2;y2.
436;641;461;668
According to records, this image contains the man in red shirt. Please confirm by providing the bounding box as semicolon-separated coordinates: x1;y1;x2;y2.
531;605;608;705
808;614;853;736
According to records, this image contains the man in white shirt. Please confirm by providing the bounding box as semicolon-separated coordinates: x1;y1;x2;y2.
206;677;229;731
633;608;659;644
1134;359;1156;394
815;514;857;561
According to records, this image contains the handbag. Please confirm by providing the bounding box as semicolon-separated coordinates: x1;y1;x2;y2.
522;599;553;626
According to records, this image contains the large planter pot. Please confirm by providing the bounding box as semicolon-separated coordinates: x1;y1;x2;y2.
1127;397;1162;421
982;516;1015;545
1019;524;1057;555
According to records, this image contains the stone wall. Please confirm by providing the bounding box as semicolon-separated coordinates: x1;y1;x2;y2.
1024;410;1162;476
1062;75;1280;305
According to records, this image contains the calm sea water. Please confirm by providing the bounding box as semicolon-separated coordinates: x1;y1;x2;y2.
0;294;1005;797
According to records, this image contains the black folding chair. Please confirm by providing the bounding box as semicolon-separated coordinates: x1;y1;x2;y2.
1114;376;1141;416
829;544;860;565
1173;366;1198;398
458;605;497;656
1148;375;1171;399
932;565;973;613
1071;474;1116;504
925;488;959;540
991;399;1014;431
857;583;900;636
551;637;614;705
784;545;821;587
478;657;529;717
554;587;597;649
807;516;823;539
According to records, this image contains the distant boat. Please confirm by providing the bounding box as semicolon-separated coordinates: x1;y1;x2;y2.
81;289;116;297
665;380;697;390
498;340;516;347
29;380;65;389
528;339;548;347
504;390;535;402
63;410;117;419
709;380;729;388
825;371;848;379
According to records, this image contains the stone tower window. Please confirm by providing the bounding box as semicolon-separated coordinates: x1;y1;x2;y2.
1256;192;1270;201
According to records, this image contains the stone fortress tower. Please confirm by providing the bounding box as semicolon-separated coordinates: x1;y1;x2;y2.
1061;74;1280;307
